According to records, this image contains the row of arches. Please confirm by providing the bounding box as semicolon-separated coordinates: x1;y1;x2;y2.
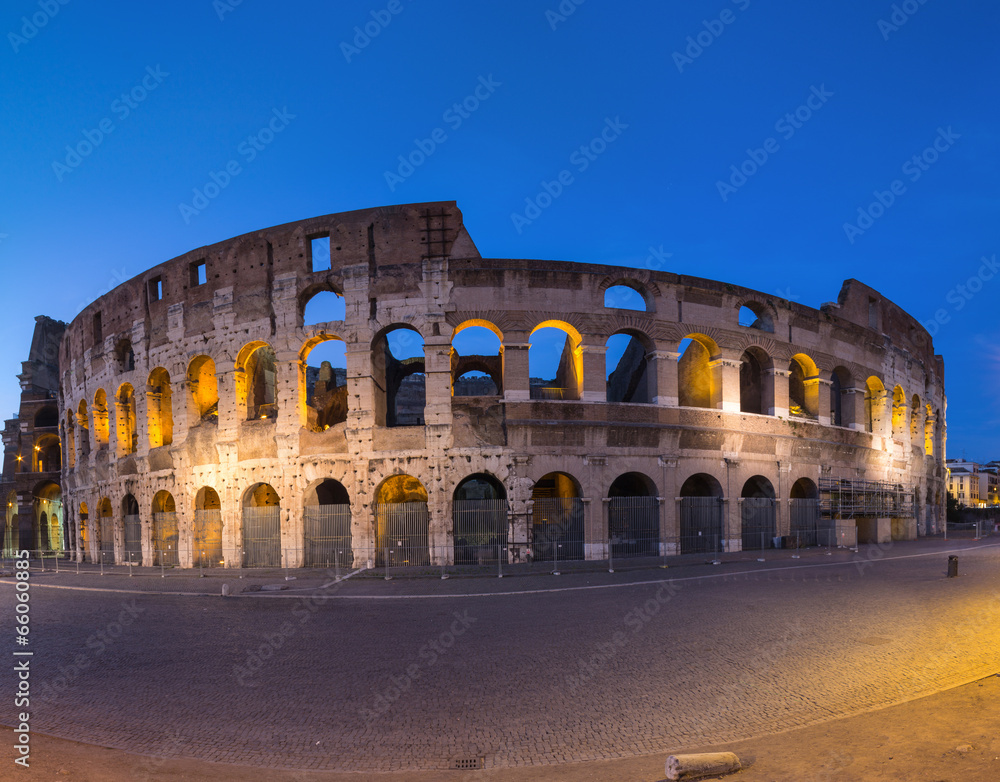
67;469;829;567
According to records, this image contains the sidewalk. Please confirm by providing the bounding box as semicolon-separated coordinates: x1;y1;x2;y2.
7;673;1000;780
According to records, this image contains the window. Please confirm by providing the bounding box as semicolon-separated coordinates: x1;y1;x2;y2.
190;260;207;286
310;235;331;272
868;297;878;329
93;313;103;344
149;276;163;302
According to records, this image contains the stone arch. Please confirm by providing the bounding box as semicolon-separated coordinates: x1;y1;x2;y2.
453;473;508;565
76;399;91;457
372;325;425;427
115;383;137;456
33;432;61;473
300;335;348;431
187;355;218;424
78;501;89;561
790;477;818;499
303;478;352;567
193;487;223;567
236;342;277;421
679;473;724;554
121;493;141;563
604;282;649;312
608;472;659;558
97;497;113;562
452;320;503;397
529;320;583;401
374;474;430;567
33;480;62;553
788;353;819;419
34;405;58;428
606;329;655;404
301;285;346;327
910;394;923;441
678;333;721;409
3;491;17;557
737;301;775;333
242;482;281;567
93;389;109;447
740;346;774;415
114;338;135;372
741;475;776;551
865;376;887;434
64;410;76;469
830;366;854;428
151;490;178;566
789;477;821;546
147;367;174;448
530;471;584;562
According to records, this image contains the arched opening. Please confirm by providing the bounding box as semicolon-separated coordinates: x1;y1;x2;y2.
122;494;141;564
187;356;219;425
910;394;923;442
34;405;58;428
788;354;818;419
78;501;89;562
194;487;223;567
789;477;823;547
678;334;720;409
830;366;854;427
301;337;348;432
604;283;648;311
303;289;346;325
891;385;906;439
77;400;91;457
115;384;137;456
3;491;17;558
372;326;425;426
738;303;775;333
34;433;61;473
924;405;935;456
237;343;278;421
453;473;508;565
740;347;773;415
606;331;653;404
152;491;178;566
303;479;352;568
147;368;173;448
242;483;281;567
65;411;76;469
114;338;135;372
93;390;109;448
530;472;584;561
865;377;886;434
679;473;724;554
452;323;503;397
741;475;776;551
374;475;429;567
97;497;113;563
529;322;582;401
608;472;659;558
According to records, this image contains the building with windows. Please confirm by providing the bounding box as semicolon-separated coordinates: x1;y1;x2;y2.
3;202;947;566
946;459;999;508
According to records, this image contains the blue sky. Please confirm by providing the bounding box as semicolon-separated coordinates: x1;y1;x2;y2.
1;0;998;457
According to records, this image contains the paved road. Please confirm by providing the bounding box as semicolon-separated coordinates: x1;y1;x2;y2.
3;540;1000;773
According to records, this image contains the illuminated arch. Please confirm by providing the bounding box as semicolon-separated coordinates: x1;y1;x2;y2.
147;368;173;448
678;333;721;409
187;355;218;423
529;321;583;401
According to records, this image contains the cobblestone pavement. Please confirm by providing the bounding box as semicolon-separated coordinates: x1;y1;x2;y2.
3;539;1000;773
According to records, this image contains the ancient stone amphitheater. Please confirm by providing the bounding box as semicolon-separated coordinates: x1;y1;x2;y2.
53;201;945;569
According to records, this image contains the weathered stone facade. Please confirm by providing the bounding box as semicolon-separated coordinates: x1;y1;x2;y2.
50;201;945;566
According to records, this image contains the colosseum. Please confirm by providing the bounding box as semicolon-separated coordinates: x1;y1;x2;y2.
3;201;947;569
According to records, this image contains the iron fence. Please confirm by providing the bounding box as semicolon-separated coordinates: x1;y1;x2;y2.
194;509;224;567
153;512;179;566
304;504;352;568
99;515;114;561
242;506;281;567
789;499;827;547
124;514;142;564
530;498;585;562
608;496;659;558
374;502;430;568
679;497;724;554
453;499;508;565
740;498;776;551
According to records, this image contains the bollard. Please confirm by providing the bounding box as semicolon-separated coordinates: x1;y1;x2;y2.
100;553;104;576
55;553;59;573
222;583;230;597
199;550;204;578
497;542;503;579
160;552;165;578
608;540;614;574
948;555;958;578
128;558;133;577
553;541;560;576
384;546;391;581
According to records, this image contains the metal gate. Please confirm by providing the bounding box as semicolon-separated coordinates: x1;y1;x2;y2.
194;510;223;567
530;498;585;562
790;499;824;546
374;502;430;568
304;504;352;567
124;514;142;563
609;496;660;558
740;498;776;551
679;497;723;554
453;499;508;565
242;506;281;567
99;514;114;562
153;512;179;566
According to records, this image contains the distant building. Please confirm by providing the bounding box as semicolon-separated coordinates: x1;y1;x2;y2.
946;459;999;508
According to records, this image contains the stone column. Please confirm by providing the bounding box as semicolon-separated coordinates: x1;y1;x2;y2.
580;344;607;402
423;336;455;430
503;339;531;402
769;369;790;417
650;350;679;407
711;356;743;413
216;368;242;438
660;456;679;555
809;377;832;426
844;386;866;432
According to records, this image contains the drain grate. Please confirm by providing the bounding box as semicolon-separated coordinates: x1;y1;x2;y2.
451;757;483;770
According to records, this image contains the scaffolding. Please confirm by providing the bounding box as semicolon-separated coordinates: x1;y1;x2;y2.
819;478;915;519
